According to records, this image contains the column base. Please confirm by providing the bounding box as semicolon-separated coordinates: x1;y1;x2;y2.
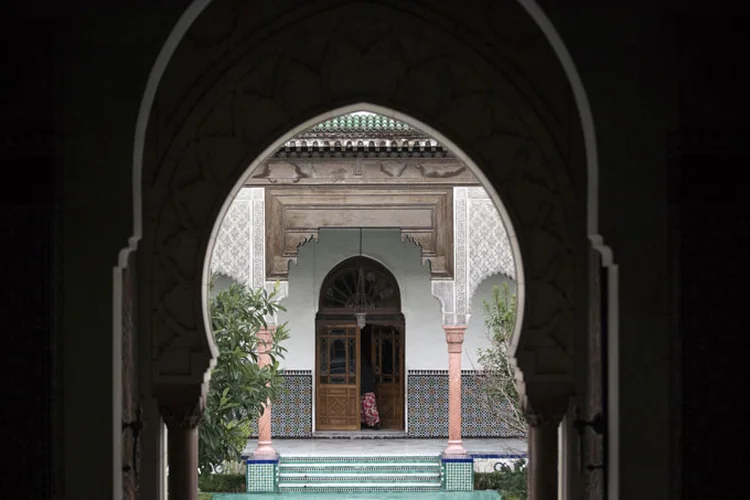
245;456;279;493
443;440;468;457
252;441;278;460
441;454;475;491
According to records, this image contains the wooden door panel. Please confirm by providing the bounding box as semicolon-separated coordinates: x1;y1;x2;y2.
371;325;404;430
376;384;402;429
317;386;359;430
316;324;360;431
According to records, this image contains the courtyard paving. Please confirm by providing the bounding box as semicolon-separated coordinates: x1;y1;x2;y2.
266;437;527;457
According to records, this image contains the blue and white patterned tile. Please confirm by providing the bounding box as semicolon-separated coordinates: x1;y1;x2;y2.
407;370;520;438
250;371;312;438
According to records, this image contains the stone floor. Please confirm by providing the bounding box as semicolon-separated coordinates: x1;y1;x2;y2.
247;438;527;457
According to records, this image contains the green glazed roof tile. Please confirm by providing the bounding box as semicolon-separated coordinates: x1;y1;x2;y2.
310;113;416;132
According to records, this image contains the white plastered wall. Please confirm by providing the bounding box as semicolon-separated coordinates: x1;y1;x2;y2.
209;185;518;371
275;228;514;371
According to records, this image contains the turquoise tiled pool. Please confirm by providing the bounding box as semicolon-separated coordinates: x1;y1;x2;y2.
213;492;501;499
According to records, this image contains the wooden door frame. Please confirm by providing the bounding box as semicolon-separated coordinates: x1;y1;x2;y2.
367;322;406;430
314;322;361;431
315;313;405;431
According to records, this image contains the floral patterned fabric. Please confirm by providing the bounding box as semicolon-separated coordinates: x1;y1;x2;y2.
360;392;381;427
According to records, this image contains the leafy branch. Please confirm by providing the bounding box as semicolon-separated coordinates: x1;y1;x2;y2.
199;277;289;475
475;282;527;437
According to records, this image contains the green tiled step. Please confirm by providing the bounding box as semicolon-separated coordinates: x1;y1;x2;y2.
280;471;440;483
279;483;443;493
280;455;440;464
281;463;440;473
277;456;442;493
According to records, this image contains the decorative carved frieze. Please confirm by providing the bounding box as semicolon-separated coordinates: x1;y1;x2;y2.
265;186;454;280
274;142;448;158
247;158;479;186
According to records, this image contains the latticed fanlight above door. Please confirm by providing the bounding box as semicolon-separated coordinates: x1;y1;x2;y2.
320;256;401;312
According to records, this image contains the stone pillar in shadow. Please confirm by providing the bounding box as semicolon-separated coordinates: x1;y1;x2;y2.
524;385;569;500
527;415;560;500
159;396;203;500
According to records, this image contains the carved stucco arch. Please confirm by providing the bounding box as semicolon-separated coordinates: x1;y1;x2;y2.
139;0;587;425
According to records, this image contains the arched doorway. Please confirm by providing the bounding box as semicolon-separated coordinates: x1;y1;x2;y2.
133;1;599;497
315;256;404;432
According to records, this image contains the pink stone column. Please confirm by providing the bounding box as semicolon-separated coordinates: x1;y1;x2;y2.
254;326;277;458
443;325;468;456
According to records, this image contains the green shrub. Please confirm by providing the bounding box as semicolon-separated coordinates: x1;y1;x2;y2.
198;473;245;493
474;459;527;499
201;280;289;474
198;493;213;500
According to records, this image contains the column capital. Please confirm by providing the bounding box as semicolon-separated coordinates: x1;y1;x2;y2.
523;381;572;427
526;411;564;428
256;326;276;357
159;393;204;430
444;325;467;352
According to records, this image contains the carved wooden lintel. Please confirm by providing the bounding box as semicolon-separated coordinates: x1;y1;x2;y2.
247;158;479;186
265;186;454;280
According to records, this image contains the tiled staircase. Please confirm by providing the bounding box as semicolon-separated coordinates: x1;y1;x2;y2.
277;455;443;493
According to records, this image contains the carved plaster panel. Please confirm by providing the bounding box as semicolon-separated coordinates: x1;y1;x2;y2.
211;187;288;325
467;187;515;308
250;188;265;289
430;187;515;325
246;158;479;186
210;188;252;284
210;188;288;286
454;187;469;325
431;279;457;325
264;186;454;280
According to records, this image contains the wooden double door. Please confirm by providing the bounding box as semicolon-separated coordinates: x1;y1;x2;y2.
316;322;404;431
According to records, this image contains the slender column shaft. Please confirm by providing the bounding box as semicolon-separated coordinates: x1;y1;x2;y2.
443;325;468;456
254;327;277;457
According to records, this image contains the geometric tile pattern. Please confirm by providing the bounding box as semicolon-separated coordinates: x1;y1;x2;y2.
442;459;474;491
245;460;277;492
461;375;520;437
249;371;312;438
407;371;520;438
407;371;449;437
